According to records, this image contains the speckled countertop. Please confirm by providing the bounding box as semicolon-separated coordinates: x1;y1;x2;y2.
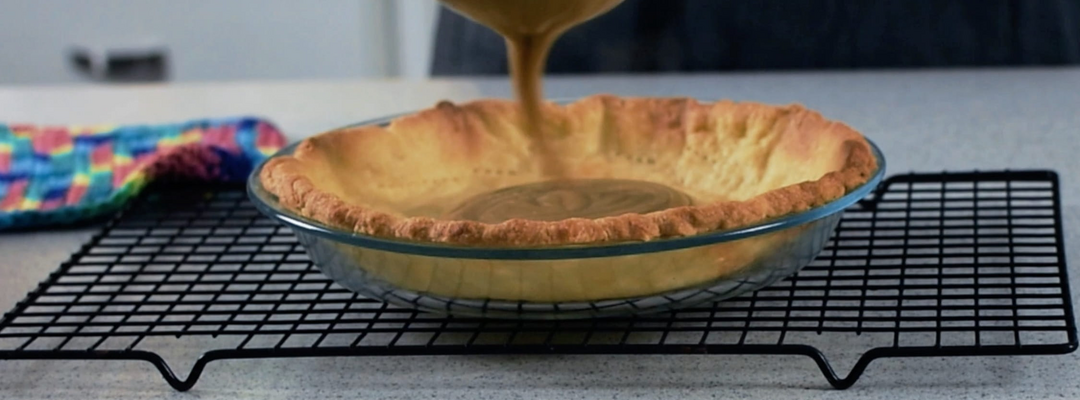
1;68;1078;399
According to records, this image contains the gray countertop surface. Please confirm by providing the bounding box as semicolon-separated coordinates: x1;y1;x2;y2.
1;68;1078;399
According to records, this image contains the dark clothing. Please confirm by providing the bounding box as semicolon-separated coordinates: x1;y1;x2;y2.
432;0;1080;75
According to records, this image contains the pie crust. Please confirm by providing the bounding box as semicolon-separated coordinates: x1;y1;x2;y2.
260;94;877;247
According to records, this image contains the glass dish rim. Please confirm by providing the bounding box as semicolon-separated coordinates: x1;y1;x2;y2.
246;112;886;260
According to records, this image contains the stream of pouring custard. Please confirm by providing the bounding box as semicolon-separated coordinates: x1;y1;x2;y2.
438;0;694;223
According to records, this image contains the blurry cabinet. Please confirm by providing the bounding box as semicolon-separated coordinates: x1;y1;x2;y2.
0;0;436;84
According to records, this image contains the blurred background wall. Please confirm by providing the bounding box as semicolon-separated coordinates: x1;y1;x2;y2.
2;0;1078;85
0;0;439;85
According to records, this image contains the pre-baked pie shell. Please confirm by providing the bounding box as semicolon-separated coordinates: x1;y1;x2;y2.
260;94;877;248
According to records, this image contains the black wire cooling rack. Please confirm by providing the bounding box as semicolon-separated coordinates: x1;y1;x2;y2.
0;170;1075;391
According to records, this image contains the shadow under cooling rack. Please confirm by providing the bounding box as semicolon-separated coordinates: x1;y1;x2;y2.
0;170;1076;391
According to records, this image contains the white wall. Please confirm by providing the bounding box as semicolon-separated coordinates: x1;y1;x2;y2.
0;0;439;85
392;0;440;80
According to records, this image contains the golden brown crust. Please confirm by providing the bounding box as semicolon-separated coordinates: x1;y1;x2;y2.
260;95;877;247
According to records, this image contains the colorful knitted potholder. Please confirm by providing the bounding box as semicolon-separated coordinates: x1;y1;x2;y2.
0;117;286;230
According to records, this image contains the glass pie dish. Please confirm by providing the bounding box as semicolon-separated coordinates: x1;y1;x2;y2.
247;108;886;320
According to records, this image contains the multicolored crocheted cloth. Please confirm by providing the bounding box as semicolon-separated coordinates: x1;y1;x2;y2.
0;117;286;230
